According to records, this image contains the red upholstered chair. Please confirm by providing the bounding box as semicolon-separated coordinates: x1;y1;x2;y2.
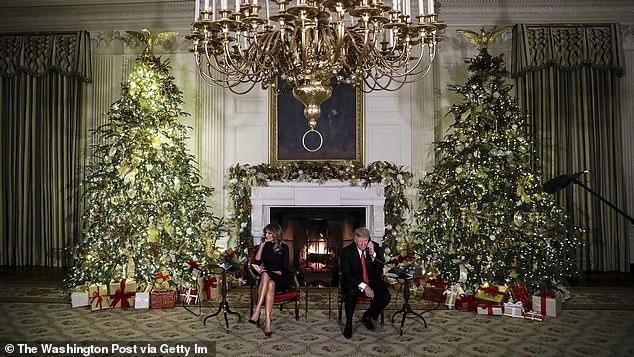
338;284;385;327
247;263;301;325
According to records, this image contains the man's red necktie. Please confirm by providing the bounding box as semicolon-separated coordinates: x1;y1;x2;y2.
361;251;369;284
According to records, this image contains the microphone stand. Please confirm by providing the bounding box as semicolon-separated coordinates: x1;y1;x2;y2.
570;177;634;224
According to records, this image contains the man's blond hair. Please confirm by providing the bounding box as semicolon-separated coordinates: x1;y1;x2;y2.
353;227;370;239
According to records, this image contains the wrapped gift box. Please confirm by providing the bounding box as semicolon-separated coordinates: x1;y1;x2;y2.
424;277;449;303
198;274;219;301
150;290;175;309
444;290;458;309
135;292;150;309
510;283;532;311
532;290;562;317
179;287;199;305
154;270;175;291
524;310;544;322
109;279;137;308
443;284;463;309
477;304;503;316
88;284;110;311
503;301;524;318
457;294;478;312
71;291;89;308
475;285;508;305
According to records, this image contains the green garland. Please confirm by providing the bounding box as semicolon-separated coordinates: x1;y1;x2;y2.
226;161;413;256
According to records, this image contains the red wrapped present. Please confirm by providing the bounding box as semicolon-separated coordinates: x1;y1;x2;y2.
424;277;449;303
179;287;199;304
150;290;175;309
457;294;477;312
509;282;532;311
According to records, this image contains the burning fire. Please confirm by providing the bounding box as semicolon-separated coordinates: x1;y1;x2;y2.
300;234;332;271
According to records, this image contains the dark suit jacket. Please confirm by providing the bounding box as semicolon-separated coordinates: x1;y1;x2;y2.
340;242;385;293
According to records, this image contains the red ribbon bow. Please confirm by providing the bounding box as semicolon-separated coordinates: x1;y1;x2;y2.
480;286;504;296
186;260;200;273
480;304;494;315
110;279;135;308
538;290;556;315
155;272;170;282
90;286;105;309
204;276;217;300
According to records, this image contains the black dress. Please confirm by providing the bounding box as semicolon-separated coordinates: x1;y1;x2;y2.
254;242;291;292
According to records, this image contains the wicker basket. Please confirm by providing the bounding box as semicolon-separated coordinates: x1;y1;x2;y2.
150;290;175;309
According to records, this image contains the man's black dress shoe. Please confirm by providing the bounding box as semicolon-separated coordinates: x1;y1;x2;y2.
343;322;353;339
362;314;375;330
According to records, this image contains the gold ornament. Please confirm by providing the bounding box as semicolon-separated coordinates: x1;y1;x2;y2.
161;201;173;212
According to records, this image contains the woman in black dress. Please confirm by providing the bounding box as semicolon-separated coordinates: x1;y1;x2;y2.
248;223;290;337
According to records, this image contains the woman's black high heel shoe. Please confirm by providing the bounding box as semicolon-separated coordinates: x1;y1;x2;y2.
264;321;272;337
248;310;260;325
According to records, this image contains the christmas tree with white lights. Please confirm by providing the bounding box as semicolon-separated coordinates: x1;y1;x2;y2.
66;31;223;289
411;28;579;293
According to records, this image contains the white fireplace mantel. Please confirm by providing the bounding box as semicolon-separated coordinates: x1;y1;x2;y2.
250;180;386;246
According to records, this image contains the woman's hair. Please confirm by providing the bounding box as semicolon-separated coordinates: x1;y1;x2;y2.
263;223;284;252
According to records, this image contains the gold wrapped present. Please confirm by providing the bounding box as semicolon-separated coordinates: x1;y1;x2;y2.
475;285;508;305
88;284;110;311
108;278;137;308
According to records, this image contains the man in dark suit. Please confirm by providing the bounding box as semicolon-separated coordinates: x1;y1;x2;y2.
340;227;391;339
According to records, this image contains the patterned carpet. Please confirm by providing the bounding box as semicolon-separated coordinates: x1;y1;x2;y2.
1;286;633;356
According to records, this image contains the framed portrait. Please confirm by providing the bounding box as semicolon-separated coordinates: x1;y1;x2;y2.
269;83;364;165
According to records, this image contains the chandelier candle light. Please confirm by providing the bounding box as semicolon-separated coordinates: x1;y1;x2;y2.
187;0;444;149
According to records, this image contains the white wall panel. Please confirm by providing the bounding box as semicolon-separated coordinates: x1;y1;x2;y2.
367;126;401;163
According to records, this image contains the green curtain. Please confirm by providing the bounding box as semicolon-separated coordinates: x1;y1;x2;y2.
0;32;92;267
512;24;628;272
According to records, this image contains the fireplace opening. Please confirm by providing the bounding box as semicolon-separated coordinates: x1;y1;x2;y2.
270;207;365;287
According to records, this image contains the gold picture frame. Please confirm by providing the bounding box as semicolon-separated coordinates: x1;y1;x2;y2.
269;83;364;165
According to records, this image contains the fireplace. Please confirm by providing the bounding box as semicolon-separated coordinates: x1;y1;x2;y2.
270;207;365;275
250;180;387;277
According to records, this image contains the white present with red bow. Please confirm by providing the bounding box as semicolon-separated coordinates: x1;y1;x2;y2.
477;304;503;316
532;290;562;317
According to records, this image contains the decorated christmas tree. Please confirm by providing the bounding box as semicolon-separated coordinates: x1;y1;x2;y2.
410;28;579;293
66;31;223;290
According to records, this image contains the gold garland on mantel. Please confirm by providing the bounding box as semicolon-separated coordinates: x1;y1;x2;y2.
226;161;413;256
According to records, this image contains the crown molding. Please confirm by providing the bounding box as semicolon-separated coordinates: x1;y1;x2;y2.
0;1;632;39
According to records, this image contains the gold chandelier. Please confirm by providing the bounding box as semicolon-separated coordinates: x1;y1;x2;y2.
187;0;444;147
